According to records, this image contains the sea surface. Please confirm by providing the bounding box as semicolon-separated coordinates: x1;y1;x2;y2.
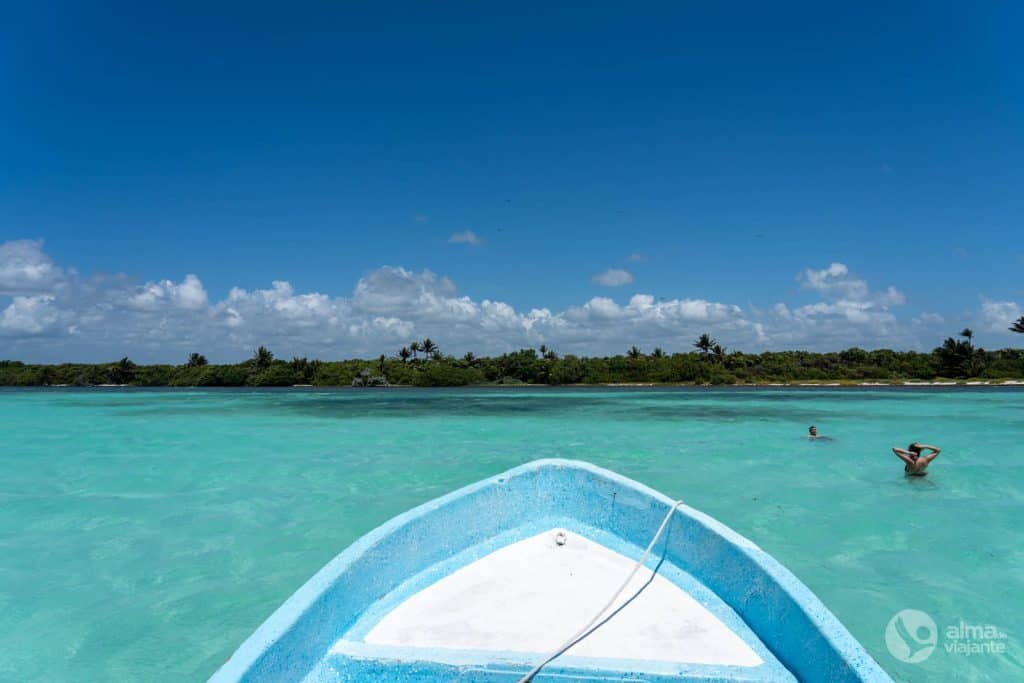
1;387;1022;681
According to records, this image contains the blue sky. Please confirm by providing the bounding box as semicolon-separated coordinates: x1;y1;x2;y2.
2;2;1022;361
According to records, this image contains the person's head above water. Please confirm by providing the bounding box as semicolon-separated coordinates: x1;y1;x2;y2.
907;443;923;458
809;426;817;436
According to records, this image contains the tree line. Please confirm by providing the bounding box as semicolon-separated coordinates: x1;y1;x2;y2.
2;322;1024;387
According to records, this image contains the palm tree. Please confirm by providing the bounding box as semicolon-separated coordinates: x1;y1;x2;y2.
253;346;274;370
693;333;716;355
463;351;477;366
421;338;437;357
108;357;136;384
290;357;319;383
712;343;727;361
378;354;387;375
936;336;972;378
398;347;411;363
539;344;548;357
409;341;422;360
960;328;974;349
652;347;665;359
958;328;977;376
1012;317;1024;334
627;345;642;359
187;352;208;367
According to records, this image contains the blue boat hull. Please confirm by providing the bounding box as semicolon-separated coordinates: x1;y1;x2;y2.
211;459;891;682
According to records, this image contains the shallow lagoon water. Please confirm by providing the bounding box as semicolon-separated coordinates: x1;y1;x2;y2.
1;387;1022;681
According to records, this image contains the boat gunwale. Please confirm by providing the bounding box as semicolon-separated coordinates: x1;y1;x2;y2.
210;458;891;682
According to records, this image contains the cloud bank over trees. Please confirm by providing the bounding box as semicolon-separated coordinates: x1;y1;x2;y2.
0;239;1017;362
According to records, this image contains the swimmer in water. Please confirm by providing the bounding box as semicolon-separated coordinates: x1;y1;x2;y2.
892;442;941;476
808;425;833;440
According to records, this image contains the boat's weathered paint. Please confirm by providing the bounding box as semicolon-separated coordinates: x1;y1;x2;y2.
211;459;892;682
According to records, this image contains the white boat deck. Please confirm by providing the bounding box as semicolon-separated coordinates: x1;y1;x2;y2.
362;528;763;667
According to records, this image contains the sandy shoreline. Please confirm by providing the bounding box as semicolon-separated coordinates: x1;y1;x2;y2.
29;380;1024;389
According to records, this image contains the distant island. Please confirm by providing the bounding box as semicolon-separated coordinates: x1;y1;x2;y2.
3;327;1023;388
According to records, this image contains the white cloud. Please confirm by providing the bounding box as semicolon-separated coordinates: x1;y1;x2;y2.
800;262;870;301
743;263;912;348
777;262;912;346
0;240;65;295
627;253;646;262
592;268;634;287
352;266;459;317
980;300;1022;332
914;312;945;325
1;241;1016;361
448;230;482;246
0;295;64;335
128;274;208;311
558;294;747;350
220;281;339;327
876;286;906;307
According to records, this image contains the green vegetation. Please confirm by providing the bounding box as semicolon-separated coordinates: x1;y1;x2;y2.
2;333;1023;388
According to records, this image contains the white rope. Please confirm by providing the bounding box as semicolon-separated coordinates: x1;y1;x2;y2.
517;499;684;683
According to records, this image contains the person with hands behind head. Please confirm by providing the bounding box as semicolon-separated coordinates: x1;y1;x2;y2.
892;442;941;476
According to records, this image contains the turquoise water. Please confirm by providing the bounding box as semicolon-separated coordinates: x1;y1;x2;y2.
1;388;1022;681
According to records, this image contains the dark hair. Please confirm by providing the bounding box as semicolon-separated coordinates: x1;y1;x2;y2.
908;443;921;454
